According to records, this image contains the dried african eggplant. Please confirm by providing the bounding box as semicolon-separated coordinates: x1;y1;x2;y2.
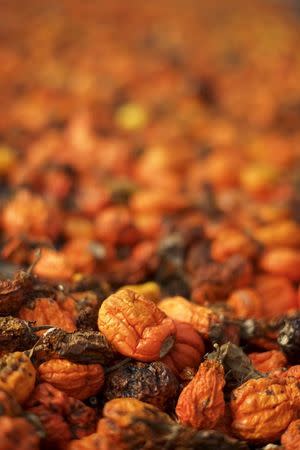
103;361;179;410
0;317;38;352
31;328;116;365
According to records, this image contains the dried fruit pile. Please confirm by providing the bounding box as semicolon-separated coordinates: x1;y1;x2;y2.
1;0;300;449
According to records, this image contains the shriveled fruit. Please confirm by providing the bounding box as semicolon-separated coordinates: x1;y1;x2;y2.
31;328;115;365
176;359;225;429
26;383;97;449
0;316;37;352
103;361;178;410
230;376;300;442
38;359;105;400
0;352;36;404
98;289;176;361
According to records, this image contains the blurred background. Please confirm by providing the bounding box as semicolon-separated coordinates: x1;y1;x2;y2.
1;0;300;266
1;1;300;303
1;0;300;142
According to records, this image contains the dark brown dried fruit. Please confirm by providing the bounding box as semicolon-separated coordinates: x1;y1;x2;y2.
31;328;115;364
103;361;178;410
0;316;37;352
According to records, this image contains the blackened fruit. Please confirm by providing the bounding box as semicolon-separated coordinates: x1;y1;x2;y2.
103;361;179;410
0;316;37;352
278;317;300;363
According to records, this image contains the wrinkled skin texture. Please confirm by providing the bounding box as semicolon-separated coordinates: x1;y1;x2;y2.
103;361;178;410
176;359;225;429
98;289;176;361
281;419;300;450
38;359;105;400
0;416;40;450
280;365;300;380
0;352;36;404
0;316;37;352
158;296;219;338
26;383;97;449
230;376;300;442
161;320;205;376
248;350;287;373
